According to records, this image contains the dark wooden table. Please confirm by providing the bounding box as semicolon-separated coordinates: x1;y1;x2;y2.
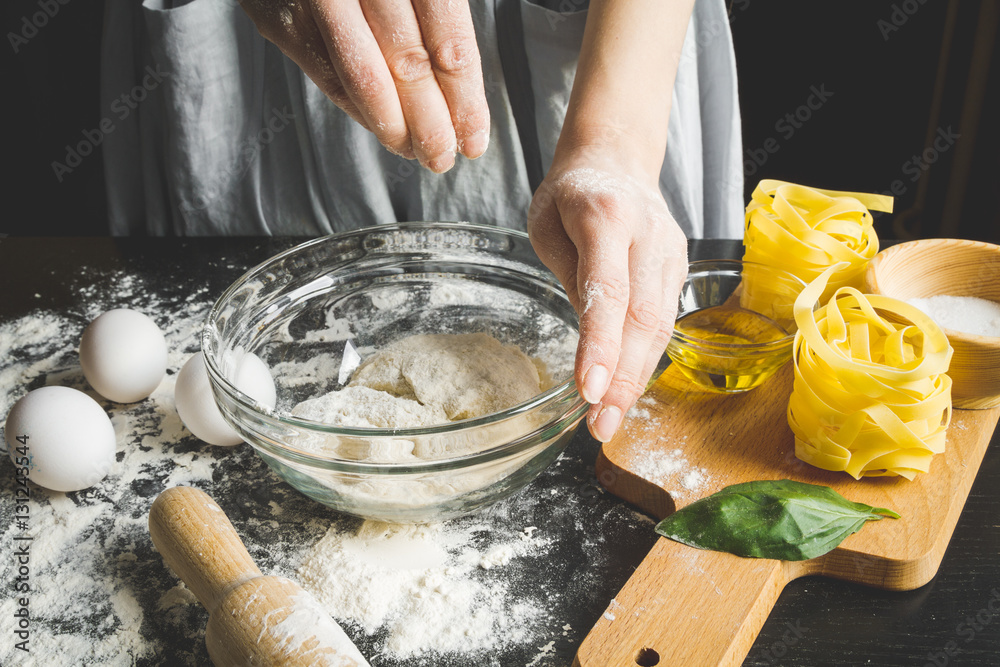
0;236;997;666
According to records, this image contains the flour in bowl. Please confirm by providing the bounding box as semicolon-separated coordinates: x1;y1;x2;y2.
294;385;449;429
292;332;545;427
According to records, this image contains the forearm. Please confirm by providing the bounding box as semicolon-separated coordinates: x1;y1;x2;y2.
557;0;696;179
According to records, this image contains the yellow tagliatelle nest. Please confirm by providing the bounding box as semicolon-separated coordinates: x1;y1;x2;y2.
788;266;953;480
744;180;893;305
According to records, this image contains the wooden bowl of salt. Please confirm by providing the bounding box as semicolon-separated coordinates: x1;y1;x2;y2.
865;238;1000;409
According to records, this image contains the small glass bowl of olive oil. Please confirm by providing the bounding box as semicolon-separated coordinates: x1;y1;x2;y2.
664;260;809;393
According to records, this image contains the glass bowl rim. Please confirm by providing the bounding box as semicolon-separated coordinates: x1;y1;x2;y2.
670;258;807;351
202;221;588;468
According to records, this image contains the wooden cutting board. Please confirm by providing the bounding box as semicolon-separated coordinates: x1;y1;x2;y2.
574;361;1000;667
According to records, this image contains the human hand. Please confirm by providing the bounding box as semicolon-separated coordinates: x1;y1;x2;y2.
528;151;688;443
238;0;490;172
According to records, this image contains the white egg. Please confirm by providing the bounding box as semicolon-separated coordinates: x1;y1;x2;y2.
174;351;276;447
79;309;168;403
5;386;117;492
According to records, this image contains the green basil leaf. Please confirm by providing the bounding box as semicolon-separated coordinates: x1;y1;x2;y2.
654;479;900;561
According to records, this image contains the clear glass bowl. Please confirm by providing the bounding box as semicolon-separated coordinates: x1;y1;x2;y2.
665;259;808;393
202;223;587;522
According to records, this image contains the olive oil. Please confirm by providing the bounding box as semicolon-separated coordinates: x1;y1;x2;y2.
665;305;793;393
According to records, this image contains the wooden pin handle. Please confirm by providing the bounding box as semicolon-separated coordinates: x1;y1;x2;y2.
148;486;262;613
575;537;798;667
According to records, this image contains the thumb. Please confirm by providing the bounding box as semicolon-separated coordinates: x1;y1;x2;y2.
528;188;581;312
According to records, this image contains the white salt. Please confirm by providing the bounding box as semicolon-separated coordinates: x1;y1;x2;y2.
907;295;1000;338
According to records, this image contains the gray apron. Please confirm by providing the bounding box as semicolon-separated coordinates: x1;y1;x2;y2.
101;0;743;238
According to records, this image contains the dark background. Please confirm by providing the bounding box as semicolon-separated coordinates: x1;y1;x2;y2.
1;0;998;240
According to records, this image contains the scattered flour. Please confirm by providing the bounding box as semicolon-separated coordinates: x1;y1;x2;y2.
601;598;622;623
582;282;605;314
369;289;410;311
297;520;548;660
428;282;482;306
270;353;342;388
0;262;653;667
304;310;355;343
632;447;687;479
681;469;707;491
620;396;710;498
525;641;557;667
626;406;652;421
0;271;221;665
268;591;371;666
629;446;710;497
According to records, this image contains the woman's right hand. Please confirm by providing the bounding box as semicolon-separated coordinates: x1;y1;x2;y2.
528;145;688;444
238;0;490;172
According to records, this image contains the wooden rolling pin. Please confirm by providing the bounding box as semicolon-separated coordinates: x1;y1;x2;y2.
148;486;370;667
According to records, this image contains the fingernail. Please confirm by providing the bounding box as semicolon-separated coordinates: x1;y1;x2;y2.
425;151;456;173
460;130;489;159
582;364;610;404
592;405;622;443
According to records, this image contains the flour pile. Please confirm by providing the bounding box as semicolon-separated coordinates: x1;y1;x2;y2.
292;332;545;429
298;520;547;660
288;331;554;476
